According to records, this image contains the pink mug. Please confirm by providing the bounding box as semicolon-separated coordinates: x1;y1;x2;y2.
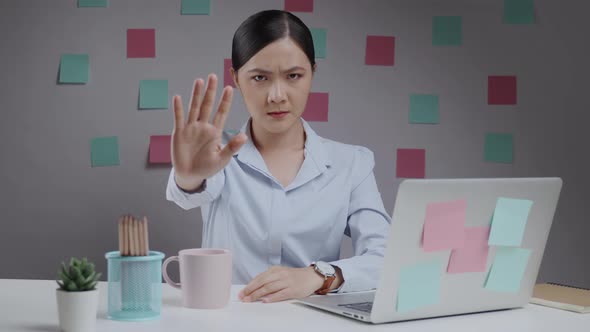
162;248;232;309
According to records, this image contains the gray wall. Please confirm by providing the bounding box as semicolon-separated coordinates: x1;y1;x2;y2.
1;0;588;288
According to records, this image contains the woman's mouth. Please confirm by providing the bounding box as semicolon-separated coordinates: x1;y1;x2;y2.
268;111;289;119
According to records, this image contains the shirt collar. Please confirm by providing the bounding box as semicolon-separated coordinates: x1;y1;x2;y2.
232;117;331;176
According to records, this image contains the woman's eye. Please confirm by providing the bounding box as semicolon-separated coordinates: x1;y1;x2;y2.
252;75;266;82
289;73;302;79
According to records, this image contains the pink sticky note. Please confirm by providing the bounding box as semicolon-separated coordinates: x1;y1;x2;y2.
488;75;517;105
422;199;467;252
302;92;329;122
149;135;171;164
284;0;314;12
448;226;491;273
223;58;235;88
127;29;156;58
365;36;395;66
396;148;425;178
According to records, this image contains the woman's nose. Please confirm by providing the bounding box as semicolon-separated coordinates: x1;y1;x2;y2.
268;81;287;104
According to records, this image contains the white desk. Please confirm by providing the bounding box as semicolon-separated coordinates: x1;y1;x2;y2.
1;279;588;331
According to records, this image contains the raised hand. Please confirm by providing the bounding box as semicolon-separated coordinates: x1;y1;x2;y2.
172;74;247;191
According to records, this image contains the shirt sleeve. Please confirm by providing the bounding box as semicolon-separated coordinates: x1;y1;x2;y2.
165;167;226;210
327;147;392;293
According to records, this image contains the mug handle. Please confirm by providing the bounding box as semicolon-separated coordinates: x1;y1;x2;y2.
162;256;181;289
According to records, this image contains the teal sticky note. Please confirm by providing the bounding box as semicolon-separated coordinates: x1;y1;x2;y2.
78;0;107;7
90;136;120;167
484;133;513;163
488;197;533;246
181;0;210;15
432;16;462;46
397;259;442;312
311;28;327;59
59;54;89;84
503;0;535;24
140;80;169;109
485;247;531;292
409;94;439;124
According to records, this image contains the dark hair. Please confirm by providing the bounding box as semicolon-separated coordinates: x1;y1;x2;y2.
231;10;315;72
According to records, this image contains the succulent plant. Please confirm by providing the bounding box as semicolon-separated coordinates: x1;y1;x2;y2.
56;257;102;292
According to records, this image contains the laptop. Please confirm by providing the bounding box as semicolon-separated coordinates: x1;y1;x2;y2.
297;177;563;324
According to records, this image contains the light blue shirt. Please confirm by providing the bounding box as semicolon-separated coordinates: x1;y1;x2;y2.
166;117;391;293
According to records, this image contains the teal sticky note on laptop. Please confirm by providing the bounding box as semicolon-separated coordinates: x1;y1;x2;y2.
139;80;169;109
488;197;533;246
432;16;462;46
503;0;535;24
397;259;442;312
485;247;531;292
90;136;120;167
59;54;89;84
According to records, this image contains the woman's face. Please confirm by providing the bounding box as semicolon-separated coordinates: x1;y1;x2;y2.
231;37;316;134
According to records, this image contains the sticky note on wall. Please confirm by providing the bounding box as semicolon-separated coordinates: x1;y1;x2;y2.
422;199;467;252
484;133;514;163
397;259;442;312
448;226;491;273
90;136;120;167
503;0;535;24
485;247;531;292
59;54;89;84
78;0;107;7
127;29;156;58
181;0;210;15
311;28;327;58
432;16;462;46
488;75;517;105
140;80;169;109
488;197;533;246
224;58;235;88
409;94;439;124
365;36;395;66
149;135;171;164
284;0;314;12
396;149;425;178
302;92;329;122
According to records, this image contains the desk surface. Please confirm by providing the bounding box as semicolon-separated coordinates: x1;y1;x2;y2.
1;279;588;331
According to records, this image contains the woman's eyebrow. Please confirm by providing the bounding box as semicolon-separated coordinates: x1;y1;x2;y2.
247;66;306;74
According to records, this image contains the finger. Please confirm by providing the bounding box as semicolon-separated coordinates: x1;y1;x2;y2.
241;267;279;298
197;74;218;122
261;288;291;303
187;79;204;123
173;95;185;130
219;133;247;161
212;86;234;130
245;280;287;303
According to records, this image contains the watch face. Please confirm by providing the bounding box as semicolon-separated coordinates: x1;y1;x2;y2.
315;261;335;276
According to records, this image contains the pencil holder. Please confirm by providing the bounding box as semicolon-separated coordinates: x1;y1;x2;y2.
105;251;165;321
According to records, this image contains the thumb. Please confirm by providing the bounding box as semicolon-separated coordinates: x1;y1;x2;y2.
219;133;247;161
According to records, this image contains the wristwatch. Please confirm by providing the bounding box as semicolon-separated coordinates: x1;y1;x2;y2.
310;261;336;295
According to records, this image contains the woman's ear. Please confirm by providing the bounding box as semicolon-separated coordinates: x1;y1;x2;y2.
312;64;317;75
230;67;240;90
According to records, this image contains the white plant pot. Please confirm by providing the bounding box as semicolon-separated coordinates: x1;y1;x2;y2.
56;288;99;332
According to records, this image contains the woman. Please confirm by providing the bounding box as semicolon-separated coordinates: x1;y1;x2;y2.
166;9;391;303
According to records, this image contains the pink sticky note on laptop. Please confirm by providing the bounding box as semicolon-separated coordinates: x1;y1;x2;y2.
447;226;490;273
488;75;517;105
422;199;467;252
127;28;156;58
284;0;314;12
149;135;171;164
302;92;329;122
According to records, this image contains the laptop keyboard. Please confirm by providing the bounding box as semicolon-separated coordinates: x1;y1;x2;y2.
338;301;373;313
